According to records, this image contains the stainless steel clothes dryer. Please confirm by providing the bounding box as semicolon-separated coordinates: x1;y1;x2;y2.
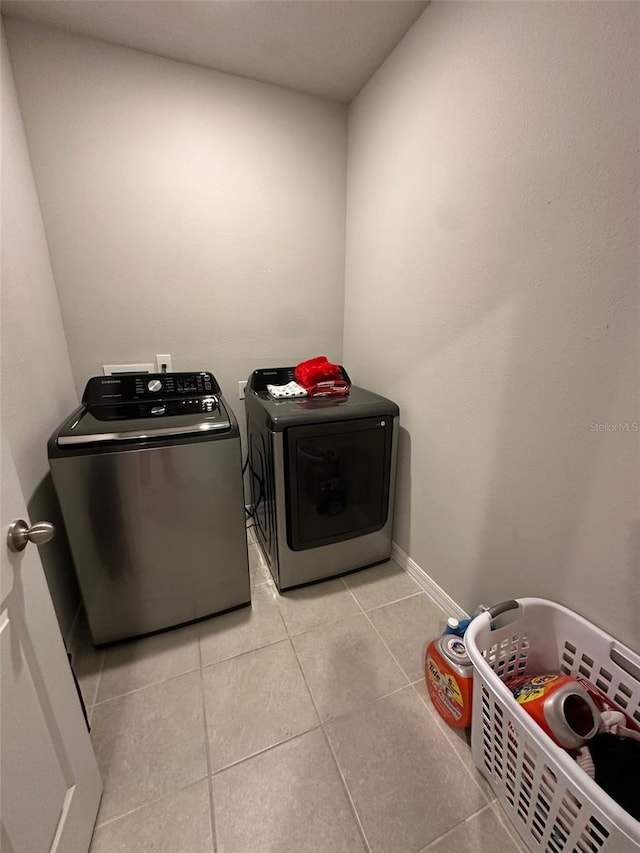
48;371;250;644
245;367;399;590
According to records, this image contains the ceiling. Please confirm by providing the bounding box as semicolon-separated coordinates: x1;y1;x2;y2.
1;0;428;103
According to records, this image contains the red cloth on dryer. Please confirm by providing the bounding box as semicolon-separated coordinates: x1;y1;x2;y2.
295;356;342;389
305;379;350;397
294;356;350;397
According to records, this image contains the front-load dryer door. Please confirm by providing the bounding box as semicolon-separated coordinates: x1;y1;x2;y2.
285;416;393;551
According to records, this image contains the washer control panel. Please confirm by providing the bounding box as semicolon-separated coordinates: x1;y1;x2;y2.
83;371;220;406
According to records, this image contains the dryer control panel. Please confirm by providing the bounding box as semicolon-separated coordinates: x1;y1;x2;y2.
83;372;221;405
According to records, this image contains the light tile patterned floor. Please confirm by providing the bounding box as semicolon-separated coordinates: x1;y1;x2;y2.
73;531;526;853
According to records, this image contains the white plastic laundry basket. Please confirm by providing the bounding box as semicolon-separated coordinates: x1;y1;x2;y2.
465;598;640;853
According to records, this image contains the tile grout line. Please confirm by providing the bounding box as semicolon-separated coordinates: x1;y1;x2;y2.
341;577;417;685
416;800;500;852
362;589;425;613
486;799;529;852
93;631;291;707
209;679;414;780
407;678;495;805
277;584;424;644
419;799;525;853
318;727;373;853
93;663;202;707
93;774;210;830
211;724;324;777
197;630;218;853
200;591;297;776
201;634;290;672
322;681;414;724
277;592;374;853
85;655;216;836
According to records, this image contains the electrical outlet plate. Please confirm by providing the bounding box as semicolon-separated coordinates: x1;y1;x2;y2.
238;380;247;400
155;354;173;373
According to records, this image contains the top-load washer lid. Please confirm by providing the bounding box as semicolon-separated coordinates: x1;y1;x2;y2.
56;371;232;446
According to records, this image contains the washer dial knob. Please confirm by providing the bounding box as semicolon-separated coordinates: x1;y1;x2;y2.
148;379;162;393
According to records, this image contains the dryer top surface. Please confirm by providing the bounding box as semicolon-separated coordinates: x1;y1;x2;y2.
245;383;399;432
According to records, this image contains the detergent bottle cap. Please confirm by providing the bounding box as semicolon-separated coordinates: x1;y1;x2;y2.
440;635;472;667
447;617;460;630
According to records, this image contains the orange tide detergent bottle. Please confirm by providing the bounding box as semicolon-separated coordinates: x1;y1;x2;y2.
425;634;474;728
505;673;600;748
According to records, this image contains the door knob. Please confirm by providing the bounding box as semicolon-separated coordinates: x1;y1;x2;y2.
7;519;56;552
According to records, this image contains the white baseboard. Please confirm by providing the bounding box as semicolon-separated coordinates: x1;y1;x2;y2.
391;542;468;620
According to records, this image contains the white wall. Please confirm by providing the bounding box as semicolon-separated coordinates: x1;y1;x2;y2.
1;22;80;640
345;2;640;649
4;19;347;418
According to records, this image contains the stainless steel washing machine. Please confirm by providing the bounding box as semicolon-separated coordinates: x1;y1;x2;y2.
245;366;399;590
48;371;250;644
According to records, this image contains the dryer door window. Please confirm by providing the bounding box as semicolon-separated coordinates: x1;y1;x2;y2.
285;417;392;550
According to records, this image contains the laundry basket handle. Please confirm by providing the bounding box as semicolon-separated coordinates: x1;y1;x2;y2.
488;599;520;619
